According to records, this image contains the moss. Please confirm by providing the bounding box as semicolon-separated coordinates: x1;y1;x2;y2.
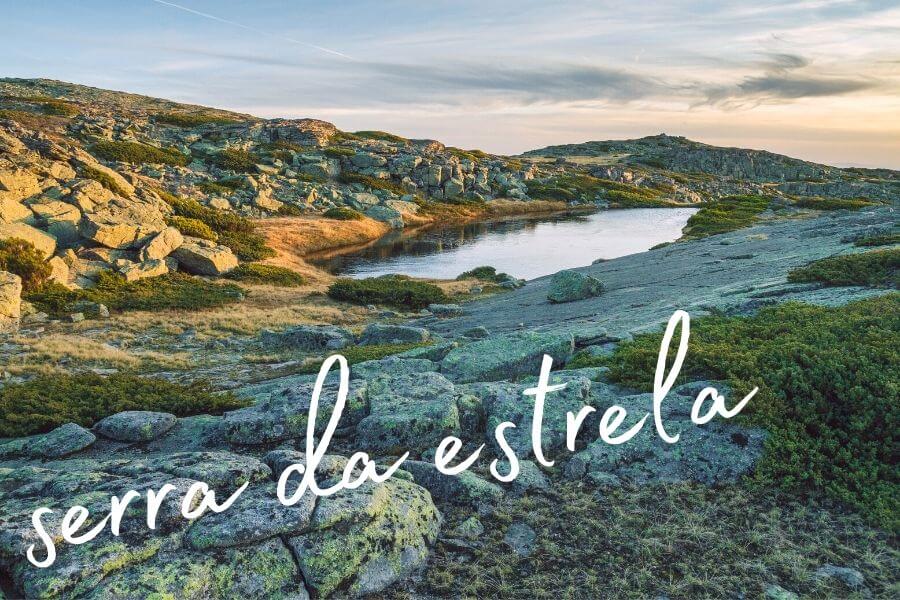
787;248;899;288
323;207;364;220
603;295;899;529
81;165;130;197
680;194;771;239
0;373;247;437
0;238;52;291
224;264;305;287
328;276;448;309
165;216;218;241
793;196;876;211
209;148;259;173
25;271;244;316
154;112;241;127
90;140;188;166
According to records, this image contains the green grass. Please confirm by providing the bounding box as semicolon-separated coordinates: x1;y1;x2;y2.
224;264;305;287
81;165;130;197
165;216;218;241
793;196;876;211
680;195;771;239
338;173;407;196
25;271;244;316
788;248;899;288
0;373;248;437
90;140;188;166
323;207;364;221
2;95;80;118
854;232;900;247
0;238;52;292
154;112;241;127
602;295;899;529
327;276;448;309
210;148;259;172
352;130;409;144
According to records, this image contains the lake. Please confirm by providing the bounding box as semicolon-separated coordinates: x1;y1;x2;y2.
312;207;698;281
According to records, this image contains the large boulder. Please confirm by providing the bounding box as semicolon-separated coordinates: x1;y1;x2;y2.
0;222;57;257
363;204;403;228
287;478;441;597
0;270;22;323
0;196;34;224
27;198;81;244
119;258;169;281
441;330;575;383
79;199;166;249
0;168;41;200
93;411;177;443
350;152;387;169
172;239;238;275
359;323;430;346
547;269;603;303
403;460;503;505
260;324;354;351
139;226;183;261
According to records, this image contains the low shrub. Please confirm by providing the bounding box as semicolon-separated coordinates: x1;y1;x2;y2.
90;140;188;166
25;271;244;316
352;130;408;144
323;146;355;159
447;147;489;162
526;173;664;205
154;112;241;127
338;173;407;196
210;148;259;173
81;165;130;197
456;265;511;282
217;230;276;261
224;264;305;287
605;190;678;208
793;196;875;211
0;238;52;292
197;179;246;195
854;232;900;247
323;207;364;220
0;373;248;437
787;248;899;288
327;275;448;309
603;295;900;528
680;195;770;239
165;216;218;241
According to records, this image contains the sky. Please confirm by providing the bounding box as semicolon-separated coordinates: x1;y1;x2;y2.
3;1;899;167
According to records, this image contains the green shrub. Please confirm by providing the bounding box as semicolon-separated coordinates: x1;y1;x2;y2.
165;216;218;241
211;148;259;172
276;204;304;217
681;195;771;239
90;140;188;166
224;264;305;287
197;179;246;195
0;373;248;437
81;165;129;197
526;173;664;204
793;196;875;211
25;271;244;316
327;275;448;309
456;265;511;282
854;232;900;247
605;190;678;208
787;248;899;288
338;172;407;196
353;130;408;144
0;238;52;292
323;146;355;159
447;147;489;162
323;207;364;220
154;112;241;127
565;350;609;370
603;295;900;528
217;230;276;261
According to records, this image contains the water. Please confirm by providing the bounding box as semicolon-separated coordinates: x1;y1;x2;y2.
312;207;698;281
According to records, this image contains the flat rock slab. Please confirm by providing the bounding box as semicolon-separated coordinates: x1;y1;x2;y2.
93;411;176;443
359;323;430;345
440;330;575;383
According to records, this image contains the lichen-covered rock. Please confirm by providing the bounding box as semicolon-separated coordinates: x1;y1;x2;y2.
117;452;272;488
186;484;316;550
138;226;183;261
259;324;353;351
0;270;22;323
547;269;603;303
78;200;166;249
564;387;766;486
93;411;177;443
0;222;57;257
22;423;96;459
347;356;436;381
363;204;403;228
118;258;169;281
356;372;461;454
403;460;503;505
359;323;430;346
440;330;574;383
172;239;238;275
287;477;440;597
428;303;464;317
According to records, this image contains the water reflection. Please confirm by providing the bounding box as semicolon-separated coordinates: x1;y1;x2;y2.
311;208;697;281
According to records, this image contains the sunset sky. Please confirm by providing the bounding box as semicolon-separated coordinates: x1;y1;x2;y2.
4;1;899;167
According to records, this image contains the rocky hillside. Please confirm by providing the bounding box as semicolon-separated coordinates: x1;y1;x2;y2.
0;77;896;329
